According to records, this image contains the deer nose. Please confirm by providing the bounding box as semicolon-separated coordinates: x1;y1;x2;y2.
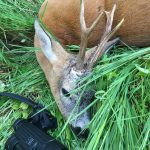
71;126;89;139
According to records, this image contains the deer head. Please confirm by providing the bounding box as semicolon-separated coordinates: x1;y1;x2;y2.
34;0;124;137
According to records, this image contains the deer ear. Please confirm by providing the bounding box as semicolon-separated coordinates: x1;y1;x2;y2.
34;20;57;62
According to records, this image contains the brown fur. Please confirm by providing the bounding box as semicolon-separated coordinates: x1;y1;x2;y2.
39;0;150;47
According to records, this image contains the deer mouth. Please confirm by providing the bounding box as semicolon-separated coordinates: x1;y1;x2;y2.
71;126;89;139
69;90;95;138
69;108;90;139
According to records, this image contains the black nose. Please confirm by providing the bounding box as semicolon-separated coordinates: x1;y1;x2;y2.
71;127;89;139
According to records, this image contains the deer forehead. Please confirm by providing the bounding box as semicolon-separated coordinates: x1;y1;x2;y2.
61;68;82;86
61;68;91;92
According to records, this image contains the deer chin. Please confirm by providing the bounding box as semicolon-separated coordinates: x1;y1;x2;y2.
71;110;90;129
70;111;90;139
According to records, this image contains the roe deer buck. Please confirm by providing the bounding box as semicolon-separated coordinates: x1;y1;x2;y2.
34;0;150;136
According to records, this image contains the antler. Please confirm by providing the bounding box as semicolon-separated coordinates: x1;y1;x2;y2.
76;0;104;70
87;4;124;68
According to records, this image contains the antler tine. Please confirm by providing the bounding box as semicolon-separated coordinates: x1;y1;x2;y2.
101;4;116;40
80;0;86;32
88;4;124;68
76;0;104;70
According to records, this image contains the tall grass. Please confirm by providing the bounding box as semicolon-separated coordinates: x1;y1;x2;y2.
0;0;150;150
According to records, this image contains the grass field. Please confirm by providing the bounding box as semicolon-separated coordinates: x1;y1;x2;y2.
0;0;150;149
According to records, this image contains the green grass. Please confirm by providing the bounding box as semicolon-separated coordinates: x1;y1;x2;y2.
0;0;150;150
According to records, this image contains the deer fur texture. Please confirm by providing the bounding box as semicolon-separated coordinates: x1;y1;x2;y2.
34;0;150;135
39;0;150;47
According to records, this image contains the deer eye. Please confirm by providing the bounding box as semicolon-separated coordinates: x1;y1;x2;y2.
62;88;70;97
